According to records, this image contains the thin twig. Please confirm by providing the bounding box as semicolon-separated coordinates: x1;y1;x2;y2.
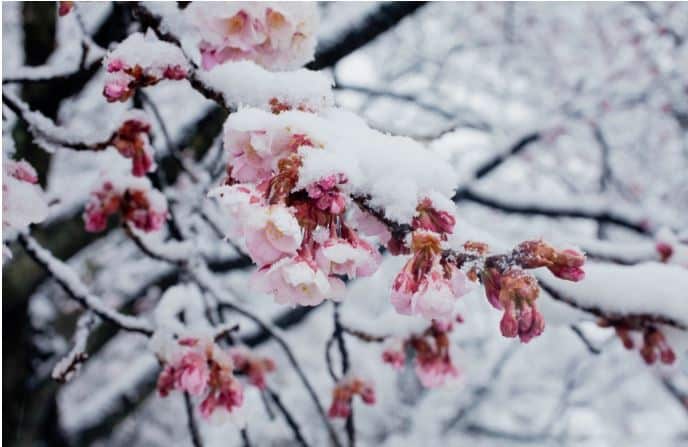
52;311;97;382
183;392;203;447
267;387;311;447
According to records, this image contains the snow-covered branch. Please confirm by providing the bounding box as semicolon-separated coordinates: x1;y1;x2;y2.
19;234;154;336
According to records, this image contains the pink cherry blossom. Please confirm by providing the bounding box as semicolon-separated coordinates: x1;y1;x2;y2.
328;376;376;419
351;207;392;244
306;174;348;214
382;340;406;370
253;255;345;306
412;197;456;234
84;176;167;233
244;204;303;266
390;270;416;315
188;3;318;71
225;128;291;183
413;269;459;321
315;235;381;279
415;355;459;388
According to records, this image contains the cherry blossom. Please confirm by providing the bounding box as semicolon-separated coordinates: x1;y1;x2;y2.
383;321;460;388
243;204;303;266
229;346;276;390
253;255;345;306
109;113;156;177
155;336;245;421
83;175;168;233
328;376;376;419
187;3;318;71
102;32;190;102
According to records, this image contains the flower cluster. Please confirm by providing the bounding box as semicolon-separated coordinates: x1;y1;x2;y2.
102;32;189;102
390;202;472;323
478;240;586;342
382;320;460;388
229;346;276;390
188;3;318;71
156;337;245;420
83;175;167;233
108;112;156;177
2;158;48;235
328;376;376;419
210;116;383;307
599;320;676;365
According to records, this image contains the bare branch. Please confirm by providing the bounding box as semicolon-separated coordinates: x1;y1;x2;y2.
308;2;428;70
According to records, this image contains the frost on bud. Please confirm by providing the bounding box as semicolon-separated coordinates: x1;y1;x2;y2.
3;159;48;235
412;197;455;235
187;3;318;71
102;33;190;102
328;376;376;419
83;175;167;233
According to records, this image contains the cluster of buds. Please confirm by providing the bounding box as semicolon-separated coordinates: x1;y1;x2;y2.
328;376;376;419
229;346;276;389
156;336;244;420
2;158;48;234
482;268;544;343
599;320;676;365
210;115;383;307
83;175;168;233
108;112;156;177
187;3;318;71
382;320;460;388
513;240;586;282
269;98;315;115
390;201;472;322
479;240;586;343
102;32;189;102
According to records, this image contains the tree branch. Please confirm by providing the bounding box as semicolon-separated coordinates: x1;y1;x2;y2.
308;2;428;70
19;234;154;336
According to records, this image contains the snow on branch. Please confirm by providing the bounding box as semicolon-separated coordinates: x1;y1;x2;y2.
538;263;688;330
52;312;97;382
459;186;657;235
19;234;154;336
196;61;334;113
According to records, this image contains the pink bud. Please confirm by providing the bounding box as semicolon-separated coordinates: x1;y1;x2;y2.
656;242;673;262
